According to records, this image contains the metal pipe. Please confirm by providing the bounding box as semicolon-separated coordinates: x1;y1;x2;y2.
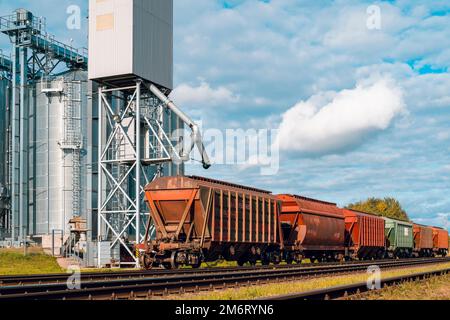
148;84;211;170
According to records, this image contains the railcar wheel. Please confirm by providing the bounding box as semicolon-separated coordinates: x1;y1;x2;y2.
161;263;172;270
260;253;269;265
237;258;247;267
140;253;154;270
170;251;179;269
295;253;304;264
272;254;281;265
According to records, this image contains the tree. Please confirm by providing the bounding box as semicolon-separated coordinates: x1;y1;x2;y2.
346;197;409;221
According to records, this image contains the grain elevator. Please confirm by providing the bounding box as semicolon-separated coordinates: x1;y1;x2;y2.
0;1;210;268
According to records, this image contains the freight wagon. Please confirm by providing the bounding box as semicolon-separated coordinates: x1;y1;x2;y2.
383;217;413;258
343;209;385;259
432;227;449;257
138;176;449;269
413;224;434;257
277;194;345;263
140;176;282;269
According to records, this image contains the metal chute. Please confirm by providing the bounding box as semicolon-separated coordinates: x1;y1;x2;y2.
148;84;211;169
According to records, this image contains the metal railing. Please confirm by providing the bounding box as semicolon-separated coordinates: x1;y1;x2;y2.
0;11;88;70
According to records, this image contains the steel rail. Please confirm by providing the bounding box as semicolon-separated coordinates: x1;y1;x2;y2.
0;257;446;287
262;268;450;301
0;258;448;300
2;257;447;287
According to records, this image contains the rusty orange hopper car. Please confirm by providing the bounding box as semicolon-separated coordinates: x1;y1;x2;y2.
432;227;449;257
277;194;345;263
140;176;283;269
343;209;386;259
413;224;434;257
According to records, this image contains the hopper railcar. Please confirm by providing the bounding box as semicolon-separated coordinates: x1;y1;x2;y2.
413;224;434;257
139;176;449;269
277;194;345;263
383;217;414;258
140;176;283;269
343;209;386;260
432;227;449;257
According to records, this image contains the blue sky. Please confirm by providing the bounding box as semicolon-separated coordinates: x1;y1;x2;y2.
1;1;449;230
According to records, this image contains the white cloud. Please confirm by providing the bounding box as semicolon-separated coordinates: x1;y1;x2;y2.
178;1;450;225
437;131;450;141
403;73;450;109
171;81;239;107
277;78;406;155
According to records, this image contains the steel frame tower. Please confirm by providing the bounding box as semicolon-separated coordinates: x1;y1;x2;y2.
97;81;185;267
0;9;87;242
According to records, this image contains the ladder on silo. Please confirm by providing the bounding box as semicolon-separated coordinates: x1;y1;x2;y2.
61;81;82;217
72;149;81;216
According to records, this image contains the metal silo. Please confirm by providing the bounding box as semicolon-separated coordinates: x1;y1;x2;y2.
34;70;90;237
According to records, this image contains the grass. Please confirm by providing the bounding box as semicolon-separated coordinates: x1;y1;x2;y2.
0;247;64;275
81;267;137;273
200;260;238;268
197;259;311;269
171;262;450;300
361;273;450;300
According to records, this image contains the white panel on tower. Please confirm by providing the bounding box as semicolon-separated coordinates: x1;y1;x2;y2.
88;0;173;90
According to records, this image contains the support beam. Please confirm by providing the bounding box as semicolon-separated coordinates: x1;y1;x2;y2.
10;45;19;241
97;86;102;267
135;81;141;252
97;82;182;267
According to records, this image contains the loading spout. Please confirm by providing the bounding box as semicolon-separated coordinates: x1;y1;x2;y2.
148;84;211;170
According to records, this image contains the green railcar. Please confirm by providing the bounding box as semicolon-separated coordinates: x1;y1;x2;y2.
383;217;414;258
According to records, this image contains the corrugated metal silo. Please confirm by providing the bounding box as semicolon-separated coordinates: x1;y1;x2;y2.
34;71;91;236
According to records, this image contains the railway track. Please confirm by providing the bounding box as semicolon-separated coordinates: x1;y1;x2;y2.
0;257;445;287
0;260;384;286
0;257;448;300
263;267;450;300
